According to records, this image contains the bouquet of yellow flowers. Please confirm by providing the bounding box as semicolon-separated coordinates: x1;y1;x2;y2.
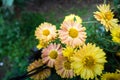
11;4;120;80
27;4;120;80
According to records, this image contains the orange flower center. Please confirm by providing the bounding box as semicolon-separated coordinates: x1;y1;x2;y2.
49;50;58;59
64;61;71;70
69;28;78;38
43;29;50;36
104;12;113;20
82;56;95;68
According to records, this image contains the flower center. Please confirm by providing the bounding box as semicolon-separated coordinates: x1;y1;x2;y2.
43;29;50;36
64;61;71;70
69;28;78;38
49;50;58;59
82;56;95;68
105;12;113;20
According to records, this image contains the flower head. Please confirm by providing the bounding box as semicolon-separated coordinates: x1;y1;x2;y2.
27;59;51;80
42;43;62;67
64;14;82;23
35;22;57;42
111;26;120;43
62;46;76;60
55;55;75;78
71;43;107;79
101;72;120;80
37;40;49;49
94;4;119;31
58;20;86;48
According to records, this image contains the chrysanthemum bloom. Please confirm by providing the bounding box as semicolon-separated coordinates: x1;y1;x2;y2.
94;4;119;31
64;14;82;23
62;46;76;60
35;22;57;42
55;55;75;78
111;26;120;43
42;43;62;67
71;43;107;79
101;72;120;80
58;20;86;48
37;40;48;49
27;59;51;80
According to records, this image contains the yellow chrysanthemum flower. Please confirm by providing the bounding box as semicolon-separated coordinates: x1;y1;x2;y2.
111;26;120;43
64;14;82;23
27;59;51;80
62;46;76;60
71;43;107;79
35;22;57;42
37;40;48;49
101;72;120;80
97;4;111;12
94;4;119;31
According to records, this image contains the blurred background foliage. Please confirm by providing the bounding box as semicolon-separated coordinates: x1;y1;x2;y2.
0;0;120;80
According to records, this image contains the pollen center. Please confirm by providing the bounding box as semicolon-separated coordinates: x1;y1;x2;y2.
105;12;113;20
64;61;71;70
69;28;78;38
49;50;58;59
43;29;50;36
83;56;95;68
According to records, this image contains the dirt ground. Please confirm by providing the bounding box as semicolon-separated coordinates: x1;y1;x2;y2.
24;0;104;20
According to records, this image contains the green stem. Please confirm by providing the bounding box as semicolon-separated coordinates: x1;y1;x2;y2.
112;53;120;68
82;21;98;24
104;0;107;4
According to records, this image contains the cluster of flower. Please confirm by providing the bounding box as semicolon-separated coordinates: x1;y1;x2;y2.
94;4;120;43
27;4;120;80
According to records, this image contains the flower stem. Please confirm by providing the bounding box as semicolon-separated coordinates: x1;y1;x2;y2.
82;21;98;24
104;0;107;4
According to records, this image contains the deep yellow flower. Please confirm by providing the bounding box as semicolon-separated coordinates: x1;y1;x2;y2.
27;59;51;80
35;22;57;42
111;26;120;43
37;40;49;49
62;46;76;60
94;4;119;31
71;43;107;79
64;14;82;23
101;72;120;80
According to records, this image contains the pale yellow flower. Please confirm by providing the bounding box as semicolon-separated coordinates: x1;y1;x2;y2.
55;55;75;78
71;43;107;79
42;43;62;67
94;4;119;31
58;20;86;48
64;14;82;23
111;25;120;43
27;59;51;80
35;22;57;42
